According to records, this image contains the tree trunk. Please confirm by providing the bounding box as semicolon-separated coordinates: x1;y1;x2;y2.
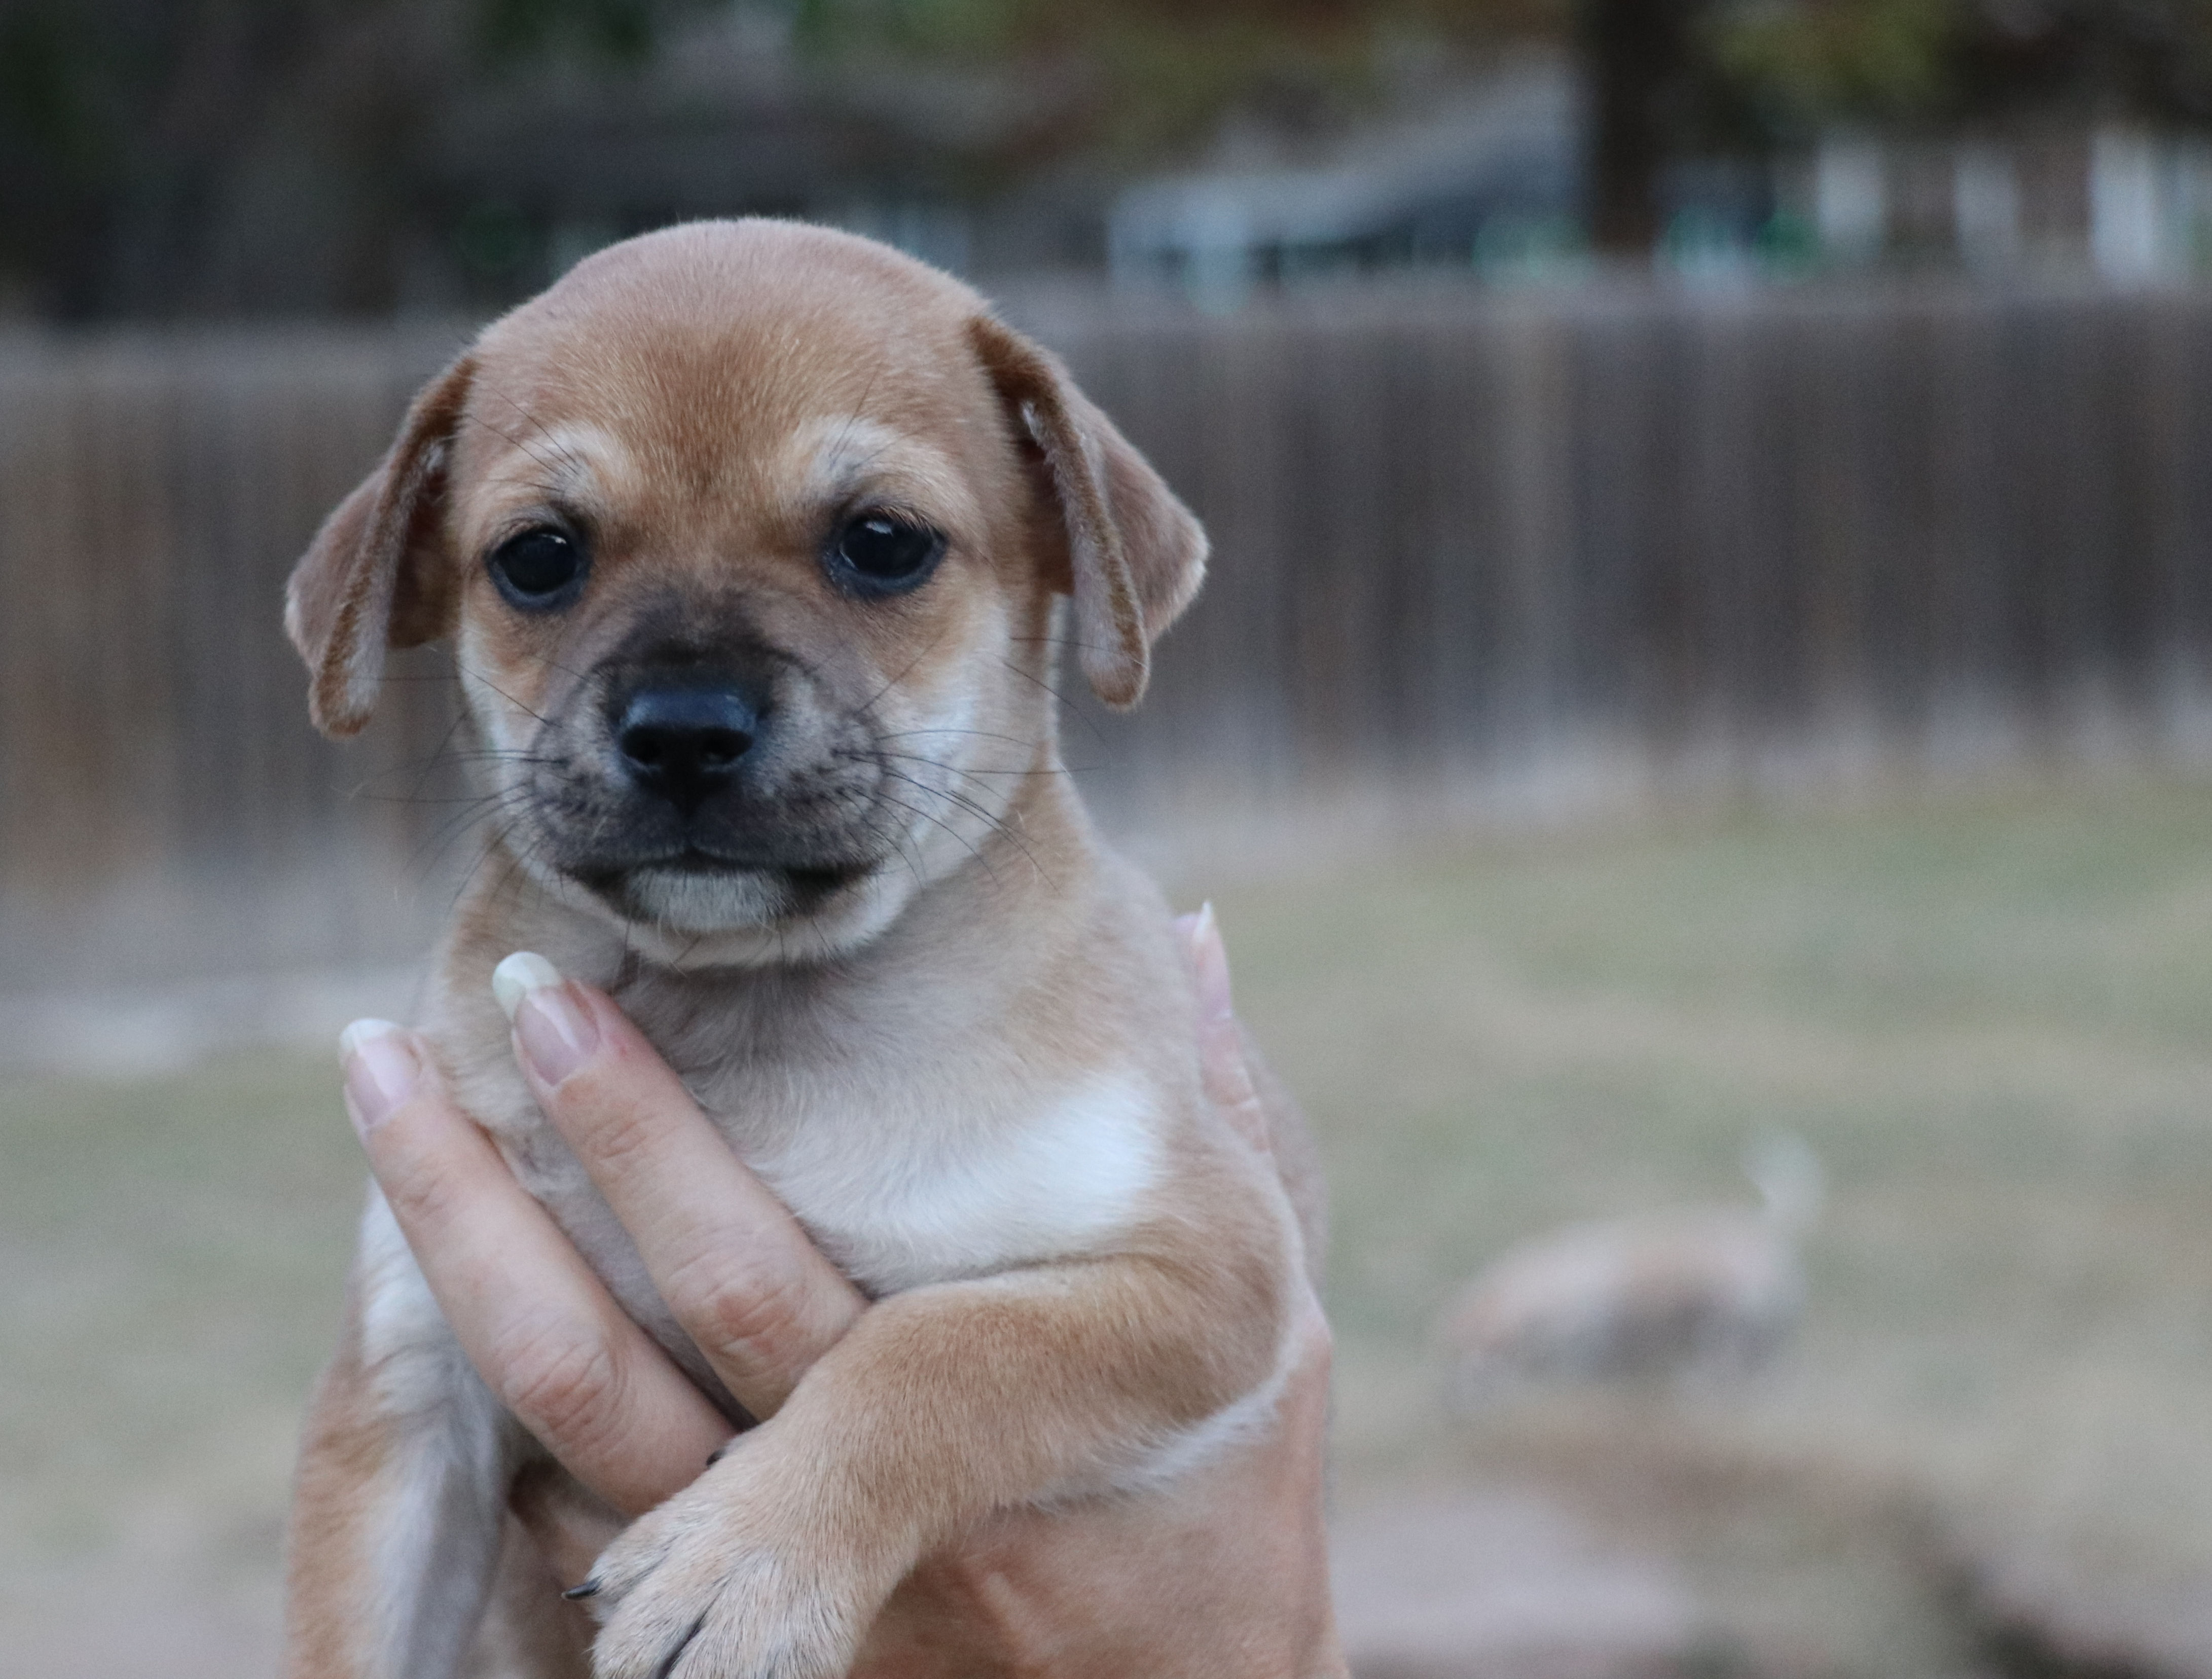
1581;0;1702;256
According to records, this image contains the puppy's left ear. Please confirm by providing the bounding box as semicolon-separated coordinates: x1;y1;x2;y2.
968;315;1207;709
284;354;475;737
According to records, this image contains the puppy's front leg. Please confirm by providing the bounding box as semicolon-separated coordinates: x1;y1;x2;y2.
588;1243;1285;1679
287;1194;519;1679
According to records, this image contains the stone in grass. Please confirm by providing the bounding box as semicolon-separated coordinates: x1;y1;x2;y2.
1331;1489;1705;1679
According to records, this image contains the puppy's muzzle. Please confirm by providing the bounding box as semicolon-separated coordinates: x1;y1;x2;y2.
614;683;764;817
538;648;886;930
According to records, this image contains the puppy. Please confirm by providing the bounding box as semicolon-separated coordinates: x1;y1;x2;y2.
280;219;1334;1678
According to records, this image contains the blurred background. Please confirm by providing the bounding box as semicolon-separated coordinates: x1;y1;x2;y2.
13;2;2212;1675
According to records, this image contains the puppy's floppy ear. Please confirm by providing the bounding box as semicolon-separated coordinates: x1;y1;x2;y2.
968;314;1207;709
284;354;475;738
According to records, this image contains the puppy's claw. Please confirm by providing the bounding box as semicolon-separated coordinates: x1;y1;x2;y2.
563;1578;601;1601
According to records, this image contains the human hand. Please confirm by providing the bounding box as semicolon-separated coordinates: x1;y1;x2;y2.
337;910;1338;1675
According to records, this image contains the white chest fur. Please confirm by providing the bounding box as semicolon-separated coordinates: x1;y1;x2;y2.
473;1048;1167;1336
742;1068;1164;1295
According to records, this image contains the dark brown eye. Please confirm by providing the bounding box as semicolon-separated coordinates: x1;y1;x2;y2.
489;528;586;609
830;513;943;596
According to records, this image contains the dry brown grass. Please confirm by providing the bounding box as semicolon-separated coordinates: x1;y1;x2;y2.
1205;774;2212;1674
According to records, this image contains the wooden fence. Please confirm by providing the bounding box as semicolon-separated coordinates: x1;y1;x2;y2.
1042;279;2212;812
6;280;2212;986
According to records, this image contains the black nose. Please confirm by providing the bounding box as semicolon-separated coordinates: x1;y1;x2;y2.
615;686;759;814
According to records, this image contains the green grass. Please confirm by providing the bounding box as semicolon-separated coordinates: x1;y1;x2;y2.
0;1052;359;1573
15;775;2212;1671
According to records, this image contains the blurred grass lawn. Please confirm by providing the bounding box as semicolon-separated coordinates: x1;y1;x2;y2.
13;775;2212;1670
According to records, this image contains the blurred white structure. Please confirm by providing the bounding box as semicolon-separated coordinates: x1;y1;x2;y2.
1815;136;1888;265
2090;129;2167;281
2086;128;2212;283
1440;1137;1823;1410
1802;125;2212;280
1107;57;1579;304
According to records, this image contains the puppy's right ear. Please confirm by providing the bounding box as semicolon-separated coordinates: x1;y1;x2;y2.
284;354;475;738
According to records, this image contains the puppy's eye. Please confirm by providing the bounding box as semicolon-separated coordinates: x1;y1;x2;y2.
489;528;587;609
829;513;944;596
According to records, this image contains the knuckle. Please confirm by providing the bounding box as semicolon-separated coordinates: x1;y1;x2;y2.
562;1082;663;1178
380;1153;472;1236
671;1247;815;1377
493;1317;624;1450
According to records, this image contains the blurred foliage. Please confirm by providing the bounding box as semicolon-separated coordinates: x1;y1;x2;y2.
793;1;2212;163
0;0;709;318
792;1;2212;257
792;0;1565;161
0;0;1579;316
794;0;1562;63
1711;1;2212;135
9;0;2212;316
1712;1;1967;128
474;0;669;60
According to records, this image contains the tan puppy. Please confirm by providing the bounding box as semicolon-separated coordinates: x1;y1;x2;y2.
281;219;1331;1678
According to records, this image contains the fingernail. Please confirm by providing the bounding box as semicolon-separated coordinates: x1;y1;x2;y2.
493;951;562;1021
495;952;598;1086
561;1577;600;1601
1190;901;1234;1023
339;1019;420;1135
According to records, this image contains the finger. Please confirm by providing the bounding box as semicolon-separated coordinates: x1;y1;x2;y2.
340;1018;732;1517
490;956;865;1419
1179;904;1270;1153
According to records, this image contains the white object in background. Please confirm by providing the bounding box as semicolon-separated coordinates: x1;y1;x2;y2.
2176;138;2212;274
1438;1135;1825;1410
2091;128;2170;283
1955;143;2022;271
1180;189;1258;315
1816;135;1887;263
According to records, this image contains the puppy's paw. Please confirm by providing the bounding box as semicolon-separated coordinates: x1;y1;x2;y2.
585;1476;879;1679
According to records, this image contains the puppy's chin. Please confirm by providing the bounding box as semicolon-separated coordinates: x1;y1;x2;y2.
581;861;917;969
613;864;801;933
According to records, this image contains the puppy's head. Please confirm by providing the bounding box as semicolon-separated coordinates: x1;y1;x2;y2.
285;220;1204;961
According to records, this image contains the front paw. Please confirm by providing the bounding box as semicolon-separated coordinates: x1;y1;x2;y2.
585;1472;878;1679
